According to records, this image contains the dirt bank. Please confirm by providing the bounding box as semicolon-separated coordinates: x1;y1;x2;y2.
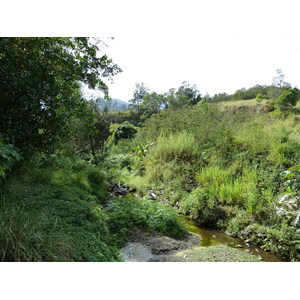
120;228;200;262
120;228;261;262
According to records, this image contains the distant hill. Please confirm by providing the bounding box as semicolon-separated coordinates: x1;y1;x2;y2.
97;98;129;112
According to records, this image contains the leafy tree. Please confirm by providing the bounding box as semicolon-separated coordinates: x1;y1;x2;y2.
210;92;231;102
272;69;290;88
129;82;149;111
269;69;291;99
140;92;166;111
233;88;246;100
276;88;300;109
202;93;212;102
255;93;265;103
164;83;200;110
177;81;201;105
0;37;121;155
0;136;22;178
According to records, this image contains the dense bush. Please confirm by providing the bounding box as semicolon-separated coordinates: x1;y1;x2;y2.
106;121;138;147
180;187;225;227
107;197;187;245
276;88;300;109
0;138;22;178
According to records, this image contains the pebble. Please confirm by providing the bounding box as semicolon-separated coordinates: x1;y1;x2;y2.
236;244;243;248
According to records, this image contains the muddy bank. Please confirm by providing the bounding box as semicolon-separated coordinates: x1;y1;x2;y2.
120;228;200;262
120;228;261;262
120;224;284;262
150;245;261;262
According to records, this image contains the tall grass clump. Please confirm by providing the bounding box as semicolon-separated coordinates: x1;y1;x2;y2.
147;132;198;163
141;132;199;189
196;166;232;188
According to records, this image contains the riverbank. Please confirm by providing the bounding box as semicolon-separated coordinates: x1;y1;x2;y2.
120;226;279;262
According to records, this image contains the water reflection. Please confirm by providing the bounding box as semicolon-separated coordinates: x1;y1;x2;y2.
181;218;283;262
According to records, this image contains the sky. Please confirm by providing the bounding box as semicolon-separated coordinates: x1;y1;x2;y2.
4;1;300;102
89;0;300;102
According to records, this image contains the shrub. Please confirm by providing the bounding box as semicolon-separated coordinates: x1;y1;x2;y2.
266;99;276;112
226;210;253;236
107;197;187;244
112;121;137;145
276;88;300;109
240;223;300;261
180;188;225;227
0;139;22;178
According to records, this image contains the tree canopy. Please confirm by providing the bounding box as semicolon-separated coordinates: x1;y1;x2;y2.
276;87;300;109
129;82;149;110
0;37;121;155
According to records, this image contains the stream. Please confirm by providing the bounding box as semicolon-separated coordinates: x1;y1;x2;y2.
182;218;283;262
114;186;283;262
121;218;283;262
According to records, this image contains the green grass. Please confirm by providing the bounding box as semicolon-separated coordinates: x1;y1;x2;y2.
219;99;268;107
0;155;121;261
106;102;300;261
107;196;187;246
178;245;260;262
1;153;188;261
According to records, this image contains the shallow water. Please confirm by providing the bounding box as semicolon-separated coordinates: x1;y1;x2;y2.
182;218;283;262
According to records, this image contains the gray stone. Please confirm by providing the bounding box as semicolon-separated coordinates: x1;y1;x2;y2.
292;211;300;228
150;192;157;200
275;194;300;217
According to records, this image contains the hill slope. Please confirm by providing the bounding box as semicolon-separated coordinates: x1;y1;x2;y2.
98;98;129;111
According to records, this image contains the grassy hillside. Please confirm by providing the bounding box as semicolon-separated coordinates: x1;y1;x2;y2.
1;99;299;261
105;101;300;261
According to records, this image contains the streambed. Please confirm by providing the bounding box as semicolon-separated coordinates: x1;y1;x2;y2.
121;219;283;262
182;219;283;262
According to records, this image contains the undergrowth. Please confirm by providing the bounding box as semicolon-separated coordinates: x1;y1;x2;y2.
0;153;187;261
